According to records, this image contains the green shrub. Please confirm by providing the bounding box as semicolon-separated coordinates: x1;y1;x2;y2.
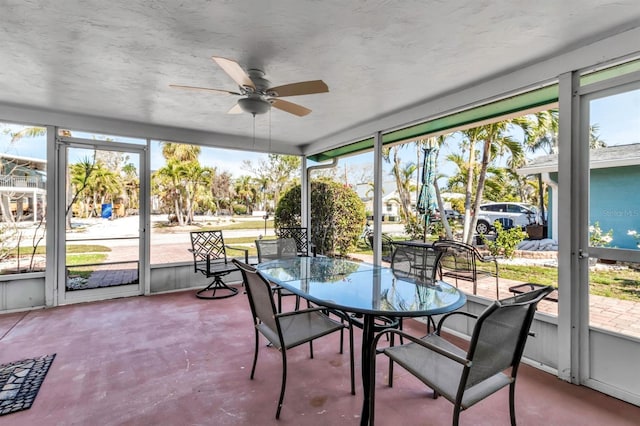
482;221;527;258
232;204;247;215
275;179;366;256
404;216;424;240
0;223;18;262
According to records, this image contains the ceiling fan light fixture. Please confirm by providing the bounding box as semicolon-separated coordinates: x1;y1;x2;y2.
237;97;270;115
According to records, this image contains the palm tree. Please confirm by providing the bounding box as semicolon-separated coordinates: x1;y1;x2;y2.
210;170;233;214
176;161;212;224
234;175;257;214
9;126;46;144
460;127;483;241
383;145;415;223
69;157;97;219
160;142;201;162
86;161;121;216
459;123;524;244
121;162;139;212
155;160;185;224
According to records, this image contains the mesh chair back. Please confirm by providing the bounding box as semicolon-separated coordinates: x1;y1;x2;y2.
234;261;279;333
190;230;227;263
277;227;310;256
463;286;552;388
434;240;474;277
256;238;298;262
390;243;440;284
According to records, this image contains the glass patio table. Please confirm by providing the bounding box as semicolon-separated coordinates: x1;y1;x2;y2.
256;256;467;425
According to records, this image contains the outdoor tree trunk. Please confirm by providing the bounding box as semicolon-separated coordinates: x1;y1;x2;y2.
466;138;492;245
462;137;477;241
435;181;453;240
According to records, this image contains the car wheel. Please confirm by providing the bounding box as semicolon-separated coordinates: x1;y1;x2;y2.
476;220;491;234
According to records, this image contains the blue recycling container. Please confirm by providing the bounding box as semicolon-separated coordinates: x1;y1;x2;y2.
101;203;112;219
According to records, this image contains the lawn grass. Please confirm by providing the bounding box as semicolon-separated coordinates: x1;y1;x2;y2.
66;253;109;266
204;220;273;230
499;263;640;302
154;219;275;231
352;243;640;302
7;244;111;256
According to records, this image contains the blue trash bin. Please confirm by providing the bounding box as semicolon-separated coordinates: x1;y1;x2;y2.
101;203;112;219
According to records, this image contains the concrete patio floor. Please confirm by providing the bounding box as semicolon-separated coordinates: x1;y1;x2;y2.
0;287;638;425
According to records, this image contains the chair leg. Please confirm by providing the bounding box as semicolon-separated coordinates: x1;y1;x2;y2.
348;323;355;395
250;330;259;380
453;404;462;426
388;333;394;388
369;340;377;426
195;275;239;299
426;315;436;334
276;350;288;419
509;381;516;426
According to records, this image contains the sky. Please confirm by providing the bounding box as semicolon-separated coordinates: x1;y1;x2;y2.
1;89;638;180
0;126;268;175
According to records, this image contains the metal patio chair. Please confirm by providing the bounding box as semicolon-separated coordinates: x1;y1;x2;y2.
233;259;355;419
433;239;499;299
255;238;301;311
189;230;252;299
369;285;554;425
276;227;316;256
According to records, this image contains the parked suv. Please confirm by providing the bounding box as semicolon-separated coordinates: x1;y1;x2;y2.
475;202;540;234
430;209;464;223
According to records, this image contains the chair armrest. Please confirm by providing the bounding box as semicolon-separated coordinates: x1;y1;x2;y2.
435;311;479;334
373;328;471;367
276;306;333;318
224;245;249;263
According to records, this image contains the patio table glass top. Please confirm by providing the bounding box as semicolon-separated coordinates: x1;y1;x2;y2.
256;257;466;317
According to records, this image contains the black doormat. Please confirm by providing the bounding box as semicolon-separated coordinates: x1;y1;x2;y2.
0;354;56;416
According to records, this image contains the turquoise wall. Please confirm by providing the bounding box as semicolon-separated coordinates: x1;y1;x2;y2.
589;166;640;249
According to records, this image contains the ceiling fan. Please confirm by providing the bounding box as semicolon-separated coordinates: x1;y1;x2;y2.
170;56;328;117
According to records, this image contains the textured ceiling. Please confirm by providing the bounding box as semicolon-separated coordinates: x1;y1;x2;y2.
1;1;640;154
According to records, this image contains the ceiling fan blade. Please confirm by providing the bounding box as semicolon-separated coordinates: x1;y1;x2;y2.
227;103;243;114
169;84;241;96
268;80;329;97
211;56;255;89
270;99;311;117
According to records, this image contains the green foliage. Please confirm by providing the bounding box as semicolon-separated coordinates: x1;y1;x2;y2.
232;204;247;215
275;179;366;256
448;198;465;214
589;221;613;247
628;230;640;248
0;223;18;262
404;217;424;240
482;221;527;258
429;220;446;238
275;185;302;227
